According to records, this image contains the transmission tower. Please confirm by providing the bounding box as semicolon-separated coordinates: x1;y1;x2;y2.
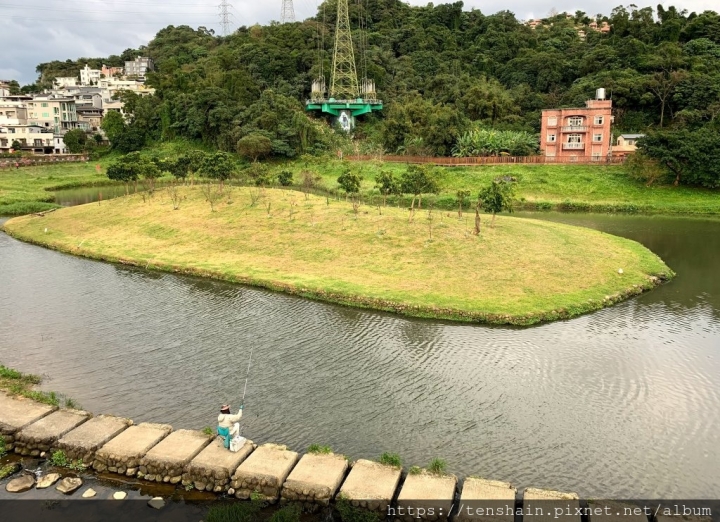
218;0;233;36
281;0;295;24
330;0;359;100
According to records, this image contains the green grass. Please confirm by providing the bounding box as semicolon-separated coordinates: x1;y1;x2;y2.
3;186;673;325
378;452;402;468
307;444;333;454
0;463;20;480
272;160;720;216
427;458;447;476
0;364;77;407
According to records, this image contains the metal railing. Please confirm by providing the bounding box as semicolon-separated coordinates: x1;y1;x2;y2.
562;142;585;149
561;125;588;132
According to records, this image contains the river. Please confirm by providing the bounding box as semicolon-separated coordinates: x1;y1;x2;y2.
1;202;718;499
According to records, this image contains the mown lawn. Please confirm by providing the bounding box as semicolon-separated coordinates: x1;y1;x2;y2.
3;186;673;325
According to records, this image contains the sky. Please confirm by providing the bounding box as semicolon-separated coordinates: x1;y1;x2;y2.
0;0;717;85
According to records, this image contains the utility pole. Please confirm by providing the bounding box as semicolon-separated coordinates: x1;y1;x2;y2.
330;0;359;100
218;0;233;36
281;0;296;24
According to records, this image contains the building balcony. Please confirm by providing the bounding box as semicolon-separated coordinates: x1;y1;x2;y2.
562;125;588;132
563;142;585;150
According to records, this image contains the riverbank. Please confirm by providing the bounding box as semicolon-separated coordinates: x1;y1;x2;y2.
2;186;672;325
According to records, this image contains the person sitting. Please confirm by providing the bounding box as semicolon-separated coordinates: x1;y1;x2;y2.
217;404;243;449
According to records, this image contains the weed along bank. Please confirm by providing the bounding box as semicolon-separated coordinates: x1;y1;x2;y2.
7;391;715;520
2;186;673;325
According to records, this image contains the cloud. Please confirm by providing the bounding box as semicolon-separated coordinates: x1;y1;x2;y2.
1;0;716;84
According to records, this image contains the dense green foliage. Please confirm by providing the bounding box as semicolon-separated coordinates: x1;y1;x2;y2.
25;2;720;186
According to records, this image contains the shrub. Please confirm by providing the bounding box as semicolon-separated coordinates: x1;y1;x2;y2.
378;452;402;468
202;426;214;437
51;450;69;467
278;170;293;186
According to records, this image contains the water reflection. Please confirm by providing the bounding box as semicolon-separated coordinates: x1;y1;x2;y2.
0;213;718;499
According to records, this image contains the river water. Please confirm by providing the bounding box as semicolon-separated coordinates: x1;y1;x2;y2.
1;205;718;499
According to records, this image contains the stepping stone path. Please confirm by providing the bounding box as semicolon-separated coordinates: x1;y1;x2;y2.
56;414;131;465
148;497;166;509
140;429;211;484
231;443;299;503
396;471;458;521
56;477;83;494
338;459;402;513
281;452;349;510
0;391;56;451
6;474;35;493
523;488;580;522
36;472;62;489
82;488;97;498
184;438;255;493
113;491;127;500
456;478;517;522
93;422;172;476
14;409;90;456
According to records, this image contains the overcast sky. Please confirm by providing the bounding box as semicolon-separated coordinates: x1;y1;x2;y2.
1;0;717;85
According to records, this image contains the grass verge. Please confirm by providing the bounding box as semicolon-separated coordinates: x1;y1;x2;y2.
0;364;77;407
2;186;673;325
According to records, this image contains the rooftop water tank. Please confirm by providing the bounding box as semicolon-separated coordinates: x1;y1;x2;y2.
596;88;606;100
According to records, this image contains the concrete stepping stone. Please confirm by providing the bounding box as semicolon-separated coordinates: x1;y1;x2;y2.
56;476;83;495
587;500;651;522
113;491;127;500
0;391;56;451
231;443;299;504
523;488;580;522
139;429;211;484
93;422;172;476
184;438;255;493
56;414;132;465
5;474;35;493
281;452;349;510
14;409;90;456
36;472;62;489
396;470;458;521
455;478;517;522
338;459;402;513
82;488;97;498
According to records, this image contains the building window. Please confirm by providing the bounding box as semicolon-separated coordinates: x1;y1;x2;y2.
42;112;49;118
568;134;582;143
627;140;635;145
594;116;604;125
593;133;603;142
54;108;59;114
41;103;48;108
547;117;558;126
547;133;556;142
568;116;583;127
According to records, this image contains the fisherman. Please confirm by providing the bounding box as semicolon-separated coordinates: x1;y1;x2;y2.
217;404;243;450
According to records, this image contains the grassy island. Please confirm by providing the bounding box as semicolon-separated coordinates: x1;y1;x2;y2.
3;186;673;325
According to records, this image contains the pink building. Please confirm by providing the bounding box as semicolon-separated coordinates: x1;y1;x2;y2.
540;90;613;160
101;65;124;78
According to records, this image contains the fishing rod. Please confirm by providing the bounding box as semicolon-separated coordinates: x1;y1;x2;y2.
241;347;253;409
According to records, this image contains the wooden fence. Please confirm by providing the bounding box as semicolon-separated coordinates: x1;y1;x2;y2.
349;154;627;166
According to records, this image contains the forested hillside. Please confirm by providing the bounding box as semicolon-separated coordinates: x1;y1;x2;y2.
30;1;720;168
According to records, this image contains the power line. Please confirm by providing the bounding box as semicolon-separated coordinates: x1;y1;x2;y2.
281;0;295;24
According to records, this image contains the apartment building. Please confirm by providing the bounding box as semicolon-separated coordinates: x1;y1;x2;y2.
0;100;28;125
0;125;54;153
26;96;78;134
540;89;613;160
124;57;154;80
101;65;124;78
80;64;102;86
54;77;78;88
1;81;12;97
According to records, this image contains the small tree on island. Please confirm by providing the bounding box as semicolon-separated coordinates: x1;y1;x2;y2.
374;170;401;209
400;164;441;220
107;156;139;195
237;133;273;162
456;189;471;217
478;178;515;228
198;151;236;187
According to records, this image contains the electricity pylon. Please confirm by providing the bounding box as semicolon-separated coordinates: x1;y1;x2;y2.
281;0;295;23
218;0;233;36
330;0;359;100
